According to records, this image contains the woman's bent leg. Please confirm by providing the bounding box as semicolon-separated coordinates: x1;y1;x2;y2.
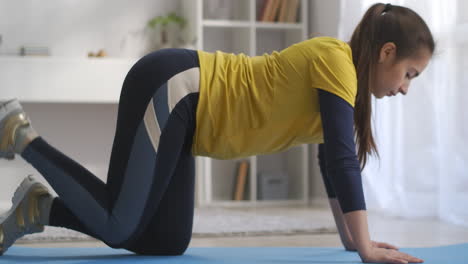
19;49;200;251
126;93;198;256
47;93;199;255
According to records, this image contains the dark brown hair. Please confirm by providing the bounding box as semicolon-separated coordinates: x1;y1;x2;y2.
349;3;435;169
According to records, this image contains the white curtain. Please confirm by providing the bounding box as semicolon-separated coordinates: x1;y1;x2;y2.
338;0;468;226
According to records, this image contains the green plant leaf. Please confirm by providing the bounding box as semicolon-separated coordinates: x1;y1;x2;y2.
147;12;187;29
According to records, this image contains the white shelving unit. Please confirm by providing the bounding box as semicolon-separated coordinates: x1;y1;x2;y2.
181;0;310;207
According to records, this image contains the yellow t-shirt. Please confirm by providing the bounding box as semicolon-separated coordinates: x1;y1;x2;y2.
192;36;357;159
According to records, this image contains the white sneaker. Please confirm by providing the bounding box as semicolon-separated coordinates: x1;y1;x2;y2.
0;98;31;160
0;175;51;256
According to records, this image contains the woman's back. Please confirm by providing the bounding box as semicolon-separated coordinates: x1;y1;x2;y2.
193;36;357;159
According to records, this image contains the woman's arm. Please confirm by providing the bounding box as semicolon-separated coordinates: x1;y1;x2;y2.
330;197;398;253
328;198;355;249
317;90;421;263
317;144;354;249
317;89;371;256
319;144;395;256
343;210;372;257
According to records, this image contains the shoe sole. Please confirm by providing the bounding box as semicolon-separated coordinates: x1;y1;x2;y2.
0;99;21;121
0;99;28;160
0;175;50;255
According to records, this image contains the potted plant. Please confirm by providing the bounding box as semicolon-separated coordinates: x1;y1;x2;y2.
147;12;187;49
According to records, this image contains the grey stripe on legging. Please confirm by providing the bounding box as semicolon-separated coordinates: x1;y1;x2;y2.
143;67;200;153
110;119;157;242
143;83;169;153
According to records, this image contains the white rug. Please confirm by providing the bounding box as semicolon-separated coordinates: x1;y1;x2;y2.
18;206;337;242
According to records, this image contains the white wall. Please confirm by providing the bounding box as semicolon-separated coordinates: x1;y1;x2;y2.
0;0;178;58
0;103;118;205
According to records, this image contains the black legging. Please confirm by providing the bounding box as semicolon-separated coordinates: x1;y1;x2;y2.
21;48;200;255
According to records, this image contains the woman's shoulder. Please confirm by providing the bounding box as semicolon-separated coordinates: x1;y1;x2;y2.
305;37;357;107
297;36;350;54
308;36;347;44
288;37;352;68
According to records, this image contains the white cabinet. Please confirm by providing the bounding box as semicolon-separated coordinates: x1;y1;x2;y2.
181;0;311;207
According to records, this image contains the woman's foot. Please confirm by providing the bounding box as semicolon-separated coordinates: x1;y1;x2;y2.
0;99;39;159
0;175;52;256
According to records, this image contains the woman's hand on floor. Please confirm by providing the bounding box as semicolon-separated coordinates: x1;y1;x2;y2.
345;240;424;263
345;240;399;252
359;246;424;264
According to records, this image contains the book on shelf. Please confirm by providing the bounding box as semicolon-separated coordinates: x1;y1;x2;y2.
260;0;280;22
286;0;300;23
259;0;270;21
259;0;300;23
233;160;249;201
270;0;283;22
259;0;271;21
278;0;290;22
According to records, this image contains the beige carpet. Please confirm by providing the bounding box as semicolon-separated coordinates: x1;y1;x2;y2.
18;206;337;242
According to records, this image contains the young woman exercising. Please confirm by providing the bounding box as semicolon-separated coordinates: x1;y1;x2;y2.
0;3;433;264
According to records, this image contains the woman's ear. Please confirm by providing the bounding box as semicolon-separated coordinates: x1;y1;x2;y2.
378;42;397;63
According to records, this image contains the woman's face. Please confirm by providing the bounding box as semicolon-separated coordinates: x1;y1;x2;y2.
371;42;432;99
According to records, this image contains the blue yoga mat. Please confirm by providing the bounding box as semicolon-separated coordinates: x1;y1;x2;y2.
1;243;467;264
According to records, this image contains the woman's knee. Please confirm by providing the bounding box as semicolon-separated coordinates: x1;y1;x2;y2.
153;243;190;256
127;232;192;256
152;234;191;255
